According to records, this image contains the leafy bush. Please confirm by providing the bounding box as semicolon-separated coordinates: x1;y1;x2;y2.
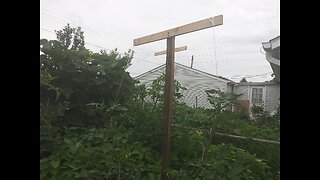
250;105;266;120
205;89;241;112
40;24;136;158
169;144;269;180
40;25;279;179
146;74;187;108
40;127;161;180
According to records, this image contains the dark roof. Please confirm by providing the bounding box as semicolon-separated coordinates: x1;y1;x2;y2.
235;81;279;86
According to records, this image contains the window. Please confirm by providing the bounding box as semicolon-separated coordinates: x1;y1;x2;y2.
252;88;263;105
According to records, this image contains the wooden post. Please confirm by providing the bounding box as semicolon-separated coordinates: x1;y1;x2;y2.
133;15;223;179
195;96;198;108
161;36;175;180
155;46;187;56
191;55;194;68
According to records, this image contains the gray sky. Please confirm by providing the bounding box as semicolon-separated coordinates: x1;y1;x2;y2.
40;0;280;82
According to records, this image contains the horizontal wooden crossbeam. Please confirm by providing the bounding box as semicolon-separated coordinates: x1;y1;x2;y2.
154;46;187;56
133;15;223;46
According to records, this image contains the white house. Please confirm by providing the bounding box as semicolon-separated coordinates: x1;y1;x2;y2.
234;81;280;115
234;36;280;115
262;36;280;82
134;36;280;115
135;62;235;108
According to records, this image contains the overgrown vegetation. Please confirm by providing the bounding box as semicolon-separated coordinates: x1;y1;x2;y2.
40;24;280;179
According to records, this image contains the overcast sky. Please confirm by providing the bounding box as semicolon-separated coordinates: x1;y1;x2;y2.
40;0;280;82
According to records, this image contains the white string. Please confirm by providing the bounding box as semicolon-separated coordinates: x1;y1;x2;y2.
208;18;219;76
114;45;134;103
114;73;125;103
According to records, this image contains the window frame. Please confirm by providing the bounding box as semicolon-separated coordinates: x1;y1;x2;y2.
249;86;266;108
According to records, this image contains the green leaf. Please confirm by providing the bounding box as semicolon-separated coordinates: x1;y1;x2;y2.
75;172;81;178
40;159;50;170
61;88;74;99
148;172;155;180
40;171;48;179
51;160;60;168
121;138;128;143
64;138;72;145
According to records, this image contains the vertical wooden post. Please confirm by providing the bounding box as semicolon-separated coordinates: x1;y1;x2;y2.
191;55;194;68
133;15;223;179
161;36;175;180
195;96;198;108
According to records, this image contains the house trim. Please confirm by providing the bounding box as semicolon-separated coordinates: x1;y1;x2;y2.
265;52;280;66
134;64;166;79
175;63;234;84
134;62;235;84
262;36;280;50
249;86;266;109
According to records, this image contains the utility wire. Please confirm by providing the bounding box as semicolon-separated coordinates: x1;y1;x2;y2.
40;27;160;65
41;11;264;65
229;72;273;80
40;9;155;54
41;14;134;52
41;8;129;42
41;10;127;43
41;14;157;63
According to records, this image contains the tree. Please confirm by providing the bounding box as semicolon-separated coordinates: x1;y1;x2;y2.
40;24;135;157
240;78;247;82
40;25;279;180
205;89;241;112
146;74;187;108
55;24;85;50
41;23;135;125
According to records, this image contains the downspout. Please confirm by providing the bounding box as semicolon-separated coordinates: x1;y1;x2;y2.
264;85;267;111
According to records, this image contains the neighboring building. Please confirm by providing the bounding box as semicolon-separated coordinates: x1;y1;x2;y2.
135;62;235;108
233;36;280;115
134;36;280;115
234;81;280;115
262;36;280;82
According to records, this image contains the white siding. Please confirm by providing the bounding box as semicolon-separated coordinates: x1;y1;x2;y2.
234;85;249;100
136;63;280;114
234;83;280;116
227;83;234;93
136;67;166;85
136;63;230;108
265;84;280;115
226;83;234;111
